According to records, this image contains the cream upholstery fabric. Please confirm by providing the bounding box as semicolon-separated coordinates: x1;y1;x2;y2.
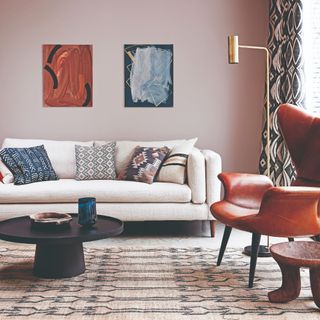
1;138;93;179
201;150;222;206
0;179;191;204
187;148;206;204
0;202;211;221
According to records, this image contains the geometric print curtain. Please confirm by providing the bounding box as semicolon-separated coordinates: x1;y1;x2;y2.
259;0;305;186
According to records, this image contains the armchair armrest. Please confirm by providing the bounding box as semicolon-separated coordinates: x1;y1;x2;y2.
260;187;320;214
219;172;273;209
241;187;320;237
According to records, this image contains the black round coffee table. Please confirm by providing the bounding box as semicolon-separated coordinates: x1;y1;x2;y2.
0;214;123;278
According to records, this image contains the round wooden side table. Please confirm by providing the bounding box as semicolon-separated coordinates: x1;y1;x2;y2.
269;241;320;308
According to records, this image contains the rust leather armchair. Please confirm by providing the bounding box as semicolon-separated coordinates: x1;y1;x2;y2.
211;104;320;288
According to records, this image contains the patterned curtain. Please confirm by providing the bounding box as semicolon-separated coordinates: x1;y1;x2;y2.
259;0;305;186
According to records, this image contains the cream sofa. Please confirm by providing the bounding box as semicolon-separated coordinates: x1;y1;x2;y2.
0;138;221;228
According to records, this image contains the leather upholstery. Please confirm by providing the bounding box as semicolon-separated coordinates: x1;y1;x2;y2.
278;104;320;184
292;178;320;187
219;173;273;209
211;201;258;228
236;187;320;236
211;104;320;238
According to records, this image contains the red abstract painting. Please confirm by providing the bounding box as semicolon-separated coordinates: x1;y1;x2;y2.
43;45;92;107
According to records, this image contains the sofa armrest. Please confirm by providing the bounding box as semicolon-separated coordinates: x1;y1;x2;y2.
187;148;206;204
201;150;222;206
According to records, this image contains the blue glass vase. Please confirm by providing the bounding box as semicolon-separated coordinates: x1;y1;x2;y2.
78;197;97;227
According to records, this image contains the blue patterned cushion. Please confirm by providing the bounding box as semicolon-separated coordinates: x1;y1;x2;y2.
0;145;58;185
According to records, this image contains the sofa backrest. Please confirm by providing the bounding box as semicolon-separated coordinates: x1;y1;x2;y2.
96;140;186;174
1;138;186;178
1;138;93;179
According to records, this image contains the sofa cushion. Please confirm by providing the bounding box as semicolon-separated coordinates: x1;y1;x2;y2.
0;145;58;185
0;179;192;203
118;146;170;184
157;138;198;184
75;142;116;180
1;138;93;179
97;140;186;175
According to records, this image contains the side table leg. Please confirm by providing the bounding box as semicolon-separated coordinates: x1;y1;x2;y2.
310;267;320;308
268;262;301;303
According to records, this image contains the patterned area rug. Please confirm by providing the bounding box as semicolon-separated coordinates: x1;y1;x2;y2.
0;245;319;320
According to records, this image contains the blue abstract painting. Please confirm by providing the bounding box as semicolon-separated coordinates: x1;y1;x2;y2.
124;44;173;107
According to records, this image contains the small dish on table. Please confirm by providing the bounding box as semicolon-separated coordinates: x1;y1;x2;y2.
29;212;72;229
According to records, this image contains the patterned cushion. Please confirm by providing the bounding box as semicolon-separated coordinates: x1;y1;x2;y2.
157;138;198;184
0;145;58;185
118;146;170;184
75;142;116;180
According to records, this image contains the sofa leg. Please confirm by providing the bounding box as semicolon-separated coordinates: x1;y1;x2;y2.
209;220;216;237
217;225;232;266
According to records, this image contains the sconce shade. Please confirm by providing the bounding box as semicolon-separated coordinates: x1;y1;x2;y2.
228;35;239;64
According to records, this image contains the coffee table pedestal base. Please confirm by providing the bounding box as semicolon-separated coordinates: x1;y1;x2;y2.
34;242;85;278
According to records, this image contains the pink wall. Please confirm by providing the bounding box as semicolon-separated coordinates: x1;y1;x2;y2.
0;0;268;173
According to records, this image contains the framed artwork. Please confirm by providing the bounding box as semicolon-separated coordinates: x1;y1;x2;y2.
124;44;173;107
43;44;93;107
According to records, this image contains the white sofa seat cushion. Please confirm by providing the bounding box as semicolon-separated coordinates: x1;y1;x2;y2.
0;179;191;204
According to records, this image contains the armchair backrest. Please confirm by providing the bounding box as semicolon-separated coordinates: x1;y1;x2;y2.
277;104;320;186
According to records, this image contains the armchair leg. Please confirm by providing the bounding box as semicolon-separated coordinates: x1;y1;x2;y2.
248;232;261;288
217;226;232;266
